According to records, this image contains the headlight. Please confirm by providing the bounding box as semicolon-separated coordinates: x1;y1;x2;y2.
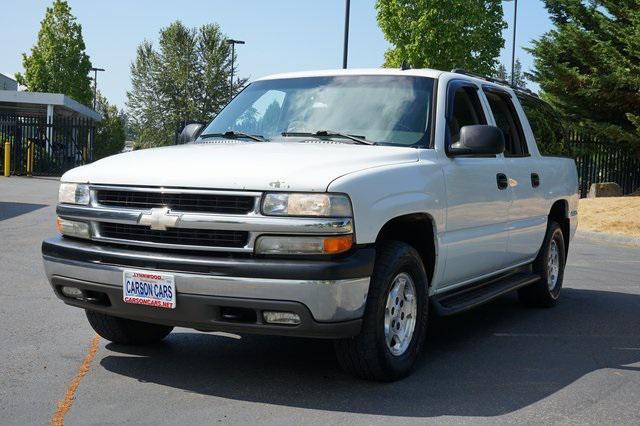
59;183;90;205
255;235;353;255
56;217;90;239
262;193;352;217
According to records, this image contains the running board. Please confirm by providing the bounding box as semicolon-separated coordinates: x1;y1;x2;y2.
432;272;541;316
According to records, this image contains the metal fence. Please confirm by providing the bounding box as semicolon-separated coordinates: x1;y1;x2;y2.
0;114;95;176
566;132;640;198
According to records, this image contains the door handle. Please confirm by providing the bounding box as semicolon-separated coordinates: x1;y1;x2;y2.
496;173;508;190
531;173;540;188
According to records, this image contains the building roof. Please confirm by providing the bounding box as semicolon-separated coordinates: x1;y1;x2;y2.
0;90;101;121
0;73;18;91
0;72;17;81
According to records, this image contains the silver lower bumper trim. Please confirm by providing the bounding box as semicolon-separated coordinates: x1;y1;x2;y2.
43;255;370;322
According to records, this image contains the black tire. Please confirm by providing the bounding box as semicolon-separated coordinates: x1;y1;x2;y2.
85;310;173;345
334;241;429;381
518;221;566;308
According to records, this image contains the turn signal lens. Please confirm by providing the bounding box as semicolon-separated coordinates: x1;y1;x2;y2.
322;235;353;254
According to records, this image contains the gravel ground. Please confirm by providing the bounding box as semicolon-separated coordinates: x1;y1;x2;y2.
579;197;640;238
1;176;639;425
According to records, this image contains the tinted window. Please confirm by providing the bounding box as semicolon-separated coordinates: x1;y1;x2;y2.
485;90;529;157
202;76;435;147
516;93;567;156
448;86;487;144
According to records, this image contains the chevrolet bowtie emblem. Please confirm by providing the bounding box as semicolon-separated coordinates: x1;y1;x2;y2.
138;207;180;231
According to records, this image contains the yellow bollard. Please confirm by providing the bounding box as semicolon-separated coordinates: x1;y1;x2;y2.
83;146;87;162
30;140;35;176
26;140;33;177
3;141;10;177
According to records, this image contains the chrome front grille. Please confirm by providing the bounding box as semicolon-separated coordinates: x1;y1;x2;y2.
96;189;255;214
99;223;249;248
56;185;354;254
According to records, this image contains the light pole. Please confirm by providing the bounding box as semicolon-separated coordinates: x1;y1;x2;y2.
226;39;245;97
505;0;518;85
89;67;105;110
342;0;351;69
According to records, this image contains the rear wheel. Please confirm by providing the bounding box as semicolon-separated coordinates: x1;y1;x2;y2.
518;221;566;308
86;310;173;345
334;241;429;381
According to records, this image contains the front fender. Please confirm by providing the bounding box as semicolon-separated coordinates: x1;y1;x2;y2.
327;160;446;245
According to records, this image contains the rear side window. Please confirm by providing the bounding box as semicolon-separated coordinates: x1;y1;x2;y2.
516;93;567;156
448;86;487;144
484;90;529;157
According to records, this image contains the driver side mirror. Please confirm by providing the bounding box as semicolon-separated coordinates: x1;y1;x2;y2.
178;123;205;144
449;125;505;156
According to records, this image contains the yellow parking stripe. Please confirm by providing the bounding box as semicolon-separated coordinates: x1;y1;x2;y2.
51;334;100;426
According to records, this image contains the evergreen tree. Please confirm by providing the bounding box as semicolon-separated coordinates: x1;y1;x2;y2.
528;1;640;146
93;92;126;160
15;0;93;106
511;59;527;89
494;64;508;81
376;0;507;75
127;21;246;148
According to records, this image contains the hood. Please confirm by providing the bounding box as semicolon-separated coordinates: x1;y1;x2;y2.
62;141;419;192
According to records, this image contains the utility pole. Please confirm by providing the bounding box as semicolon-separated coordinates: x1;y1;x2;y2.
509;0;518;86
342;0;351;69
89;67;105;110
226;39;245;97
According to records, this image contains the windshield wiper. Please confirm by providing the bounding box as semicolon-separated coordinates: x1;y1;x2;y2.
281;130;375;145
200;131;266;142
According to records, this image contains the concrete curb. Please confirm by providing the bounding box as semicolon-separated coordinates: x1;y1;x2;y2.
576;230;640;247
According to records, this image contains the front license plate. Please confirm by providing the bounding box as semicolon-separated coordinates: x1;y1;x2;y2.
123;270;176;309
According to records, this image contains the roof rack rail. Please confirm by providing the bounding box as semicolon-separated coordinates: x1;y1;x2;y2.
450;68;539;98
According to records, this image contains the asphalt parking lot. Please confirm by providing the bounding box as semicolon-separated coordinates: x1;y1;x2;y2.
1;176;639;425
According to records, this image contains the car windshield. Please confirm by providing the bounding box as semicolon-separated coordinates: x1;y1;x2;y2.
200;75;434;147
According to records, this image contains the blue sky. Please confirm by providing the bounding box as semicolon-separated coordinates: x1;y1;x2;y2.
1;0;553;109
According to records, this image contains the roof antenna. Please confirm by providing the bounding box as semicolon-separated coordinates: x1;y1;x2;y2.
401;60;410;71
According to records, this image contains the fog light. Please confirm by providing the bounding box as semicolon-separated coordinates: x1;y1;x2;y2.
60;286;84;299
263;311;301;325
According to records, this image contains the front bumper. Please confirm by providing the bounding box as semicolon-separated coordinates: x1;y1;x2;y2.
42;236;374;338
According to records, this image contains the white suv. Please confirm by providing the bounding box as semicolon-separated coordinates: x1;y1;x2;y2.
43;68;578;381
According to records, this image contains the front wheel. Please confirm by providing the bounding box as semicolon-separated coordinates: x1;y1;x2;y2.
334;241;429;381
518;221;566;308
86;310;173;345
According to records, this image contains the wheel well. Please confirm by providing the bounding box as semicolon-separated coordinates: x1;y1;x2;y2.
549;200;570;251
375;214;436;284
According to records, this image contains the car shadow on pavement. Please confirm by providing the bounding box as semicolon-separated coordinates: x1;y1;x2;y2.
100;288;640;418
0;201;48;221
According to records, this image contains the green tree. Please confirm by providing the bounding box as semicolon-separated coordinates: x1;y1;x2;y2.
494;63;508;81
494;60;527;87
376;0;507;75
93;92;126;160
528;1;640;146
15;0;93;106
511;59;527;88
127;21;246;148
